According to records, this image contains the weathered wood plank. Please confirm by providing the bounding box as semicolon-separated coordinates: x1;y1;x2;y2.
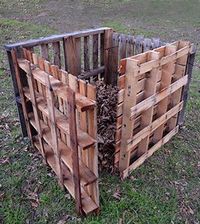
67;87;82;214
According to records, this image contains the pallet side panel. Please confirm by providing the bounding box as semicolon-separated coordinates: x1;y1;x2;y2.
117;41;191;178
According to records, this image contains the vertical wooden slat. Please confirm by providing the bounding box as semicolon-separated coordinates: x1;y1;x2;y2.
119;58;139;172
64;36;81;76
87;83;99;207
178;46;196;126
137;52;160;157
75;37;81;75
67;87;82;214
104;28;114;85
135;35;144;54
40;43;49;60
167;42;190;130
7;50;27;136
119;34;126;60
52;41;61;68
84;36;90;71
11;50;33;143
26;61;46;160
153;45;177;142
93;34;99;69
111;33;119;80
45;73;63;185
79;80;88;167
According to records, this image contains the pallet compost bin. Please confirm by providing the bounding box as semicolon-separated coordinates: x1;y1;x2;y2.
5;27;196;215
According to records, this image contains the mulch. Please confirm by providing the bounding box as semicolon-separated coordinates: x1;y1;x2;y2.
96;80;118;172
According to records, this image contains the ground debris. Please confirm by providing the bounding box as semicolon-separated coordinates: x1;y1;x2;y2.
96;80;118;172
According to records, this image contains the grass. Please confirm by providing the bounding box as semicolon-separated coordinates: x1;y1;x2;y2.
0;1;200;223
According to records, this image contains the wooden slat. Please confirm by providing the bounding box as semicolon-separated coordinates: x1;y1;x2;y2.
45;73;63;185
84;36;90;71
52;41;61;68
87;83;99;208
104;28;115;84
5;27;110;50
67;87;82;214
64;36;79;76
93;34;98;70
11;50;33;144
40;43;49;60
137;52;160;157
178;45;196;125
119;34;126;60
119;58;139;171
153;45;177;142
26;61;46;160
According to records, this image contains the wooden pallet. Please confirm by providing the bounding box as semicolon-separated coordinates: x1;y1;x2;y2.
115;40;192;178
11;47;99;215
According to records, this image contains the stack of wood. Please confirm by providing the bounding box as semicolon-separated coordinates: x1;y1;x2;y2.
96;80;118;172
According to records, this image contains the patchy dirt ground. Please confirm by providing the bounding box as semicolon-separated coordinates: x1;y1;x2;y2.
0;0;200;223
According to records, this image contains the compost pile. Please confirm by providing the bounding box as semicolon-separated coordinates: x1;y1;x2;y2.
96;80;118;172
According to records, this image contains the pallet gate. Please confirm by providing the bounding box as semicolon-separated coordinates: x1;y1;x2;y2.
5;27;196;215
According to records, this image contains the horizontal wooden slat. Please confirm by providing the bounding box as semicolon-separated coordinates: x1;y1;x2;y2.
5;27;110;50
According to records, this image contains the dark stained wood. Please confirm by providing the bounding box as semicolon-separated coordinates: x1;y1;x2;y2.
104;28;118;85
5;27;111;50
64;36;81;76
78;66;105;79
6;50;27;136
40;43;49;60
52;41;61;68
178;46;196;126
11;49;33;143
93;34;99;69
84;36;90;71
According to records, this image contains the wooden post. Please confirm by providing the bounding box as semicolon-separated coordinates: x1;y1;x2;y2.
6;50;27;137
178;45;196;126
104;28;117;85
67;87;82;214
11;49;33;143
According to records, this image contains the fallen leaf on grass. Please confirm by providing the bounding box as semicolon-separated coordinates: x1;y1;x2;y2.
26;191;39;208
0;158;9;164
113;187;121;200
57;215;80;224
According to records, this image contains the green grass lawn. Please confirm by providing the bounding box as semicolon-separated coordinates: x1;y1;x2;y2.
0;1;200;223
